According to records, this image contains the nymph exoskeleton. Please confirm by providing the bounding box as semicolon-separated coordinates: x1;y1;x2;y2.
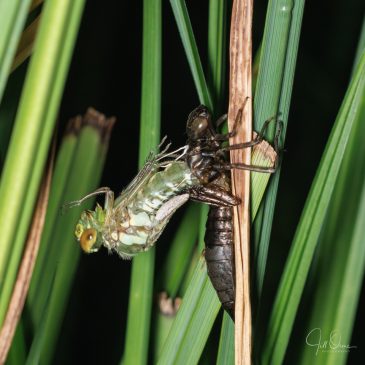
184;105;281;318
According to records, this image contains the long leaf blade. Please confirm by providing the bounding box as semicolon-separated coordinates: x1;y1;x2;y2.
261;51;365;365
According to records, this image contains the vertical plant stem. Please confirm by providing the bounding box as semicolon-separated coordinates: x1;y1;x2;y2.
253;0;304;308
228;1;253;364
122;1;162;364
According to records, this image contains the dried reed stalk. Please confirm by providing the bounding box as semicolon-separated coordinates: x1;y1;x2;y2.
0;151;53;364
228;0;253;364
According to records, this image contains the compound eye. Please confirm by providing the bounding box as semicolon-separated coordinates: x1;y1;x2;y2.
80;228;97;253
75;224;83;239
192;117;208;137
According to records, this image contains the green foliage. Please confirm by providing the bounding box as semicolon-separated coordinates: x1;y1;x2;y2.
0;0;86;325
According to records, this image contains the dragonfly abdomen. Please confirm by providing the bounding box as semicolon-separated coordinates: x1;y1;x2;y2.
204;205;235;318
133;161;197;214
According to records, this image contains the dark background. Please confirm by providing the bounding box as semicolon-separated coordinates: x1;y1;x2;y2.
51;1;365;363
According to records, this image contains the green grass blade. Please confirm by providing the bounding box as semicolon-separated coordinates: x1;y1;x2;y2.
154;305;179;362
0;66;26;171
7;322;26;365
159;203;200;297
174;278;220;364
25;272;56;365
170;0;212;110
122;1;161;364
157;256;209;364
207;0;227;113
30;120;112;363
253;0;305;307
353;17;365;73
217;313;234;365
0;0;86;307
0;0;32;102
297;54;365;365
179;249;200;296
260;51;365;365
27;120;79;312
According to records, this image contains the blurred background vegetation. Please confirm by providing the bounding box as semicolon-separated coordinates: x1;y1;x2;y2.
0;0;364;364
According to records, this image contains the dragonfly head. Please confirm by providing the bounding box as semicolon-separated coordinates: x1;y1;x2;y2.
186;105;213;140
74;204;105;253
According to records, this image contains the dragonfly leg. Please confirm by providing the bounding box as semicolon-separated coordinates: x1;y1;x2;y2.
213;108;243;141
189;185;241;207
215;113;227;129
213;162;276;174
220;115;282;152
213;97;250;140
62;187;115;212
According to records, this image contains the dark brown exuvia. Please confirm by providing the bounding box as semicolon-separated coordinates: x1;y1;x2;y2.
184;104;281;319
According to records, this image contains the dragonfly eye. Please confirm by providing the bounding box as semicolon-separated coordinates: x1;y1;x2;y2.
75;224;83;239
80;228;98;253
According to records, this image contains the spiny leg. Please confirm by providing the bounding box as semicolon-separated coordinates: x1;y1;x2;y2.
62;187;115;212
218;118;283;173
220;115;280;152
188;185;241;207
215;113;227;129
214;97;250;139
213;162;276;174
213;108;243;141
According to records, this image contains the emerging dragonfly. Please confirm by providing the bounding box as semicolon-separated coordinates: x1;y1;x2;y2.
184;105;281;318
66;140;199;259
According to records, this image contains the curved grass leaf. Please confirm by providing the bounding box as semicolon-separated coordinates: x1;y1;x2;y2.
297;49;365;365
170;0;213;110
260;51;365;365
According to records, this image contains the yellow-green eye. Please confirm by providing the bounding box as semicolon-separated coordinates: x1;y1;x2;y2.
75;224;83;239
80;228;97;253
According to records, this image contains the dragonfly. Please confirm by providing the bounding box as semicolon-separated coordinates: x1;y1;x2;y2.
66;139;200;259
184;105;281;318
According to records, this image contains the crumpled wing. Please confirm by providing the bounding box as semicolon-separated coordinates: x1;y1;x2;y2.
114;151;159;210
